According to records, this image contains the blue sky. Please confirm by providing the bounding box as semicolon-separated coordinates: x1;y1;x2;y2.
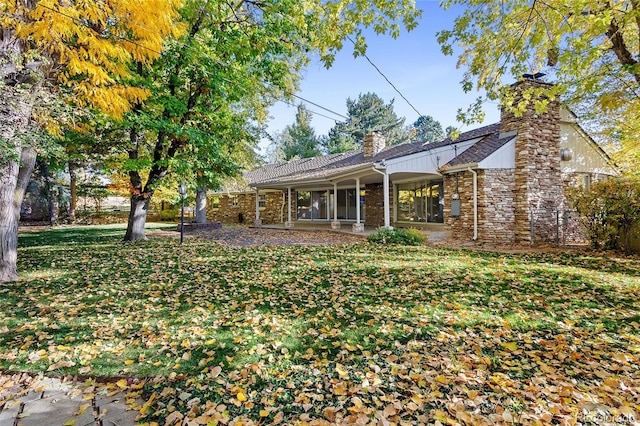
261;1;502;153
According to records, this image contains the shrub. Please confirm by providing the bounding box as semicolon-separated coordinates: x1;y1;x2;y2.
160;208;180;221
367;227;428;246
567;177;640;254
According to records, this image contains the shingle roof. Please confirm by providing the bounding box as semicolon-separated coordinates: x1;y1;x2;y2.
444;130;514;167
231;123;503;190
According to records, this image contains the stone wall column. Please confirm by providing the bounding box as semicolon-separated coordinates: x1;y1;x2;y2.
500;79;562;244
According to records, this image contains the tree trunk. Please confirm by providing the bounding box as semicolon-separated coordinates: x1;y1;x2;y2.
41;161;57;226
195;187;207;223
124;194;150;241
68;163;77;222
0;157;21;282
0;147;37;282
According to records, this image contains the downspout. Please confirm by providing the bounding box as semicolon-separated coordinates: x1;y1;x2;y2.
468;167;478;241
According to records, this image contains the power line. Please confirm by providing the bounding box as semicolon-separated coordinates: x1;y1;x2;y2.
346;35;424;119
38;3;346;127
291;94;347;120
278;99;340;122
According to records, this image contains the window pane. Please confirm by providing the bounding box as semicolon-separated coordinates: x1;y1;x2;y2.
297;191;311;219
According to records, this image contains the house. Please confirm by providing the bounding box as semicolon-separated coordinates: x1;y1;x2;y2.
208;79;617;245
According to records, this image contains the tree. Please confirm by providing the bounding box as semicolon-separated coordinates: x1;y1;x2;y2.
118;0;421;240
1;0;182;281
437;0;640;162
326;92;410;152
445;126;457;139
269;104;321;161
413;115;444;143
567;178;640;254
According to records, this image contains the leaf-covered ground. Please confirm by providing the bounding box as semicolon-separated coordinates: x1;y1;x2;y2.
1;224;639;425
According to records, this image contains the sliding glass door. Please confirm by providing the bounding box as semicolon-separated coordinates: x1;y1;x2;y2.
296;189;365;221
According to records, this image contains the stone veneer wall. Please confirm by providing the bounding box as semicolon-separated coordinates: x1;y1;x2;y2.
364;132;386;158
364;183;393;227
207;191;286;225
500;80;563;244
478;170;516;243
445;170;516;243
444;172;475;241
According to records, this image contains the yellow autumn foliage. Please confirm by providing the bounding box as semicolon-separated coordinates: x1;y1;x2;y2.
1;0;184;118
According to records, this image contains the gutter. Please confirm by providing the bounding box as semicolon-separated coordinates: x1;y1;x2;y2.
468;167;478;241
440;162;479;174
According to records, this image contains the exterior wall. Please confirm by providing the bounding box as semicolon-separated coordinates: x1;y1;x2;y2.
365;183;393;227
478;170;516;244
560;122;616;175
500;80;563;244
444;172;475;241
207;191;286;225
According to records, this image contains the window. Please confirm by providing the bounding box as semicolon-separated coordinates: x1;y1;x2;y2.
296;190;329;220
211;196;220;210
582;174;591;190
296;191;311;219
396;180;444;223
258;194;267;208
231;196;239;207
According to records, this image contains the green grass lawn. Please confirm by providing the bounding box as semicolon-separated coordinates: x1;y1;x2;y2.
2;224;639;424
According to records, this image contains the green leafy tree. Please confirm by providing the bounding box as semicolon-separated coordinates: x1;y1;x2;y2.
445;125;457;139
119;0;420;240
0;0;181;281
567;178;640;254
270;104;321;161
413;115;444;143
326;92;410;152
323;130;360;155
437;0;640;165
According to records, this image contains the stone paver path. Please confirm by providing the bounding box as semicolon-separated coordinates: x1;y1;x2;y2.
0;374;139;426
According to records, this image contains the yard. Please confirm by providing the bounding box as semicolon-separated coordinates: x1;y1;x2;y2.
1;224;639;425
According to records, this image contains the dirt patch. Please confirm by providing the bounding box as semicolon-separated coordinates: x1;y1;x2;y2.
151;226;367;247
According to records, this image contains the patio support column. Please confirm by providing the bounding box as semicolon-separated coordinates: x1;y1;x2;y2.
254;189;262;226
383;173;392;229
331;182;341;229
285;187;294;228
353;178;364;232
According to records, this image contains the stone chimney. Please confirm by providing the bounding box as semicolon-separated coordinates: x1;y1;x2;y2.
363;131;385;158
500;77;562;244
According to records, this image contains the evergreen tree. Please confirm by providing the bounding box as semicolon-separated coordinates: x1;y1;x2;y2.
326;93;410;152
283;105;321;160
413;115;445;143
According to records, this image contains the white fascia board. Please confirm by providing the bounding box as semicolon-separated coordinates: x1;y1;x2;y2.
252;164;373;189
477;137;516;169
440;163;479;174
384;138;481;175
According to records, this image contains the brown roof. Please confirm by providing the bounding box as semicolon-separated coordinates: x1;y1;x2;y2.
444;130;514;167
233;123;504;189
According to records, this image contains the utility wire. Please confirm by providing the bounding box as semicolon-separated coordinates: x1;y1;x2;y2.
291;94;347;119
37;3;349;126
346;35;424;119
279;99;340;122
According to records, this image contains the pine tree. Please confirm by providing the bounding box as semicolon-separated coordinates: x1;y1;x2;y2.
326;92;410;152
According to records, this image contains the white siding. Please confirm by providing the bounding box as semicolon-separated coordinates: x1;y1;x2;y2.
384;138;480;175
560;123;616;175
478;138;516;169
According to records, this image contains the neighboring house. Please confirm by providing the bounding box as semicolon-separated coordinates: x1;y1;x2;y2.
209;79;616;245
